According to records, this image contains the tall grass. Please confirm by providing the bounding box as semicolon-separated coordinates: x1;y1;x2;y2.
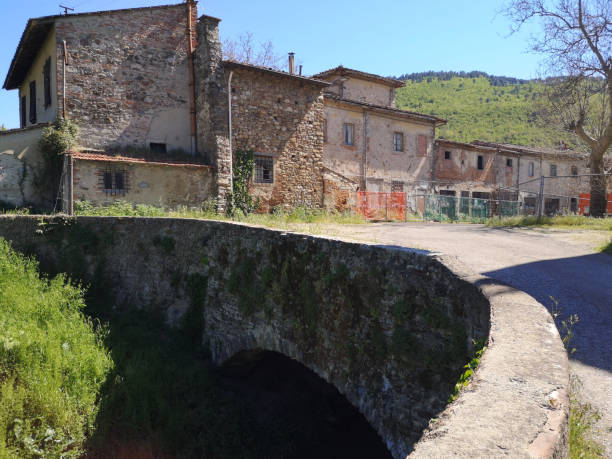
74;200;365;228
0;239;112;457
486;215;612;231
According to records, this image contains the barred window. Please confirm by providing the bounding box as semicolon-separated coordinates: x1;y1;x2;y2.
343;123;354;146
102;166;128;195
393;132;403;152
254;155;273;183
550;164;557;177
571;165;578;176
391;180;404;192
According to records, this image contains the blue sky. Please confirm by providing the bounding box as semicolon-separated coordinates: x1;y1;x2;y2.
0;0;541;129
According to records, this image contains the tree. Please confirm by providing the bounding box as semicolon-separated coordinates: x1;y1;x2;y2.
222;32;283;70
502;0;611;216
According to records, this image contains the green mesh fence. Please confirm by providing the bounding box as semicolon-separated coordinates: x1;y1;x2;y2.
424;195;504;222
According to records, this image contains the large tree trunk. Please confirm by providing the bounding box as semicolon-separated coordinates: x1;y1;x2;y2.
588;154;608;217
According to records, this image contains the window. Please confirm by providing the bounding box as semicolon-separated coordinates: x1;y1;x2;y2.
20;96;26;128
150;143;167;154
254;154;273;183
29;81;36;124
571;165;578;176
102;167;128;195
550;164;557;177
506;158;513;167
393;132;404;152
528;162;534;177
444;150;451;160
343;123;354;146
43;57;51;108
477;155;484;170
439;190;456;196
417;134;428;156
391;180;404;192
323;119;327;143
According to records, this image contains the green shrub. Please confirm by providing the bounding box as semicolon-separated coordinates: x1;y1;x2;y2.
39;118;78;157
0;238;112;457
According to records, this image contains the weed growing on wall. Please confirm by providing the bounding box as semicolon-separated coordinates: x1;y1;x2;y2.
227;149;259;216
447;339;486;403
37;118;79;202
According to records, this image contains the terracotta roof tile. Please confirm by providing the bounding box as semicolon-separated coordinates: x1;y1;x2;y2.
70;151;214;169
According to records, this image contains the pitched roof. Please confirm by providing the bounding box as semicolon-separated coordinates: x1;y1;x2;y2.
324;93;446;126
223;60;331;86
3;3;186;90
70;151;214;169
471;140;588;160
312;66;405;88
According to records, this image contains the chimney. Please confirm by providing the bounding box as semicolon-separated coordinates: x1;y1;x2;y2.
299;64;303;76
288;52;295;75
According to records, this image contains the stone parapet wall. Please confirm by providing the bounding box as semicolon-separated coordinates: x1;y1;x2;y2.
55;4;193;152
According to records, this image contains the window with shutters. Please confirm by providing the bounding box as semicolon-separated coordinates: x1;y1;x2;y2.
343;123;354;146
43;57;51;108
29;81;36;124
20;96;26;128
417;135;428;156
393;132;403;152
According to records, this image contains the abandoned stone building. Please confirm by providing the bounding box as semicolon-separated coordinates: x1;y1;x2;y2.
0;1;603;215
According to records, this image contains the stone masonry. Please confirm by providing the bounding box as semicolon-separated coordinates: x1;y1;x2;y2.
56;4;195;152
225;63;328;210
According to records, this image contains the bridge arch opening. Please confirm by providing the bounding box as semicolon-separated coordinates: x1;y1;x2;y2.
218;349;393;459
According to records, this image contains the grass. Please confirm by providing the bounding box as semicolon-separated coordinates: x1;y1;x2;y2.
569;376;605;458
0;238;112;457
485;215;612;231
73;199;365;229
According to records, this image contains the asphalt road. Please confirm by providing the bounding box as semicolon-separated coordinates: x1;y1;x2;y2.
316;222;612;456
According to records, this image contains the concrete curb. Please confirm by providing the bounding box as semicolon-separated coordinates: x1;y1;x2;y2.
409;253;569;458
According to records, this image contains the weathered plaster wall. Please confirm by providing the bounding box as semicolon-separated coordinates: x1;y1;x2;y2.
18;28;58;127
323;100;434;192
71;159;214;207
342;78;395;107
0;125;48;208
55;4;194;152
228;68;326;210
0;216;489;459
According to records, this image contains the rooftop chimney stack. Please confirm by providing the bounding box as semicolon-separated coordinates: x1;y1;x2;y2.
288;52;295;75
299;64;303;76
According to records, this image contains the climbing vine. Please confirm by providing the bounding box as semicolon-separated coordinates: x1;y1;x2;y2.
37;118;79;201
227;149;259;216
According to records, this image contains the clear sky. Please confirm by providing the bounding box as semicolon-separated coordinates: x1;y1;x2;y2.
0;0;542;129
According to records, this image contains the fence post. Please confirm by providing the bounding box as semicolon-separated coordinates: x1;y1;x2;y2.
498;185;502;219
537;176;545;221
385;193;388;221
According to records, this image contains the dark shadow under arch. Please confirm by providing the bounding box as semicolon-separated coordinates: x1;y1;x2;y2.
219;349;393;459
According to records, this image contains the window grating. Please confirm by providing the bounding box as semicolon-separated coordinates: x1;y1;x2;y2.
102;165;129;195
393;132;403;152
254;155;273;183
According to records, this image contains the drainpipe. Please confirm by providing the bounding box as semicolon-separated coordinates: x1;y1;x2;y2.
62;40;68;119
363;109;368;190
69;154;74;215
186;0;198;154
227;70;234;191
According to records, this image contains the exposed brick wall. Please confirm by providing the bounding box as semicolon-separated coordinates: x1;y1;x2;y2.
55;4;194;152
228;67;325;210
